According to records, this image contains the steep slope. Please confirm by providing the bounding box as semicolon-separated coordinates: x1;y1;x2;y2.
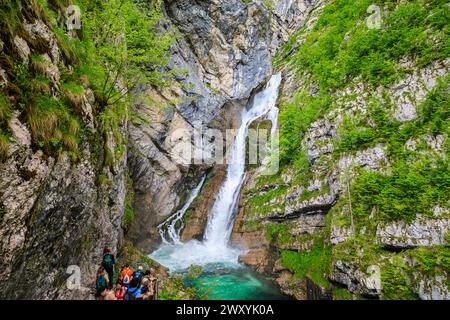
233;0;449;300
0;0;131;299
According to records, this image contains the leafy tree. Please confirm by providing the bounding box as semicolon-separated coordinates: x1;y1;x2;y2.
79;0;176;108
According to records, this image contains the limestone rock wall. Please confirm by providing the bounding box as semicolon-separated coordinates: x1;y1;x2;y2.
0;2;127;299
233;5;449;299
127;0;320;251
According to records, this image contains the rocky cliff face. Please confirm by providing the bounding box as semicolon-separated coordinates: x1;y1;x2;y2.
233;61;449;299
0;2;127;299
0;0;320;299
127;0;320;252
232;0;449;300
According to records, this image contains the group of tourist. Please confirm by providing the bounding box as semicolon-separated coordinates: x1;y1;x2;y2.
95;247;159;300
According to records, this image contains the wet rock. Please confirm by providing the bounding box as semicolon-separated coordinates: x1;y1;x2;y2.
181;167;227;241
238;248;271;273
275;270;306;299
165;0;273;124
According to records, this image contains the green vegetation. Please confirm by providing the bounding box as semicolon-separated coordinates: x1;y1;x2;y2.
247;185;288;207
79;0;176;108
0;94;12;160
335;76;450;156
265;223;290;242
250;0;450;300
280;244;332;287
0;131;9;161
274;0;450;228
183;265;211;300
349;78;450;222
0;0;175;163
333;287;354;300
416;76;450;136
352;155;449;222
27;95;81;155
279;91;331;165
277;0;449;167
278;0;448;91
381;255;421;300
379;246;449;300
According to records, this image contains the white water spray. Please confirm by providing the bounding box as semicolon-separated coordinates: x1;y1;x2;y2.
158;175;206;244
150;74;282;271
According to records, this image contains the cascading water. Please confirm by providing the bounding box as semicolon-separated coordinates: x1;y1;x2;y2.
203;73;282;248
158;175;206;244
150;74;285;299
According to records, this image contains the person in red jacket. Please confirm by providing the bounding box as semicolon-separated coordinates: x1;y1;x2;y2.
115;283;126;300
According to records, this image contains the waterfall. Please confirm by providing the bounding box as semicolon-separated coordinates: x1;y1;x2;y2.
203;73;282;248
158;175;206;244
150;74;282;271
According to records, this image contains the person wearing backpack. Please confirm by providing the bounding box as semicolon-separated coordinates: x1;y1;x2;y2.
119;264;133;288
95;266;109;299
102;247;116;289
132;266;144;284
124;277;141;300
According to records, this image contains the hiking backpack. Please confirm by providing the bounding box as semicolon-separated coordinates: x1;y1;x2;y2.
102;254;114;270
122;273;131;285
132;270;143;282
96;275;106;294
124;286;140;300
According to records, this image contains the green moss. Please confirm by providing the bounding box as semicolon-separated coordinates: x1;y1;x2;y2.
279;91;332;165
242;220;263;232
281;244;332;287
265;223;290;242
124;200;134;229
333;287;354;300
247;185;288;207
0;94;12;124
332;241;382;271
381;255;420;300
247;203;285;217
98;173;112;187
0;130;10;161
